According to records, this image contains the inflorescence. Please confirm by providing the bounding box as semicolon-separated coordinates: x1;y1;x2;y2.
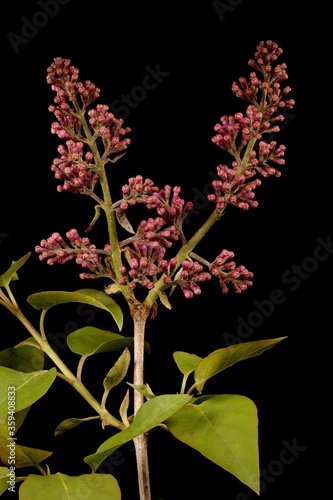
36;41;293;299
210;40;294;211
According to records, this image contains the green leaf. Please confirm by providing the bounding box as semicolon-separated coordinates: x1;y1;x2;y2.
0;367;57;416
0;406;31;433
127;383;155;400
27;289;123;331
103;348;131;393
173;351;203;394
173;351;202;376
0;467;25;495
85;394;192;471
0;338;44;373
0;424;53;469
66;327;142;356
194;337;287;393
0;253;31;287
19;473;121;500
54;416;100;437
166;394;259;494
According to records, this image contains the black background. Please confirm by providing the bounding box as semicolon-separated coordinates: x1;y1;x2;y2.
1;1;331;499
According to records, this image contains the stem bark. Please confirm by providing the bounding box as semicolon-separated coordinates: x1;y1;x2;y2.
132;306;151;500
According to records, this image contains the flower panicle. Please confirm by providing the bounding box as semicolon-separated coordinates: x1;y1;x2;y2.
46;57;131;194
210;40;294;212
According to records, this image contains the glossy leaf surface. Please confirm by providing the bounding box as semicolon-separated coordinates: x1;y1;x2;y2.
85;394;192;471
19;473;121;500
166;394;259;493
27;289;123;331
67;327;138;356
0;338;43;373
0;367;56;415
0;424;52;469
194;337;287;392
0;467;25;494
173;351;202;376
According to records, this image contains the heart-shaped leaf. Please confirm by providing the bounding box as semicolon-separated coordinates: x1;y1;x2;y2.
0;467;25;494
67;327;140;356
166;394;259;494
0;338;44;373
27;289;123;331
19;473;121;500
84;394;192;471
173;351;202;376
194;337;287;393
0;406;31;433
0;367;57;415
0;424;53;469
173;351;203;393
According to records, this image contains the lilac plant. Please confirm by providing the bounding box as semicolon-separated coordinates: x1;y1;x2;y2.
0;40;294;499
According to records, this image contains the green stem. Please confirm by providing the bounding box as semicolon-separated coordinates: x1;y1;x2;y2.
74;100;136;303
239;134;258;172
13;306;125;430
35;464;47;476
145;208;223;308
145;90;270;310
0;291;16;316
180;374;188;395
39;309;47;341
4;285;19;310
239;87;268;173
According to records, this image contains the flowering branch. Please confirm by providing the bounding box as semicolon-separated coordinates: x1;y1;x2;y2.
0;40;293;500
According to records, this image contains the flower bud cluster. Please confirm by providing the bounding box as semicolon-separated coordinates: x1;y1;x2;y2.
47;58;99;140
120;175;159;210
137;217;180;248
178;260;211;299
120;176;193;225
210;40;294;211
35;229;111;280
119;251;178;291
47;57;100;106
174;250;253;299
210;249;253;294
51;140;98;194
118;217;180;290
88;104;131;155
143;185;194;225
208;163;261;210
257;141;286;177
